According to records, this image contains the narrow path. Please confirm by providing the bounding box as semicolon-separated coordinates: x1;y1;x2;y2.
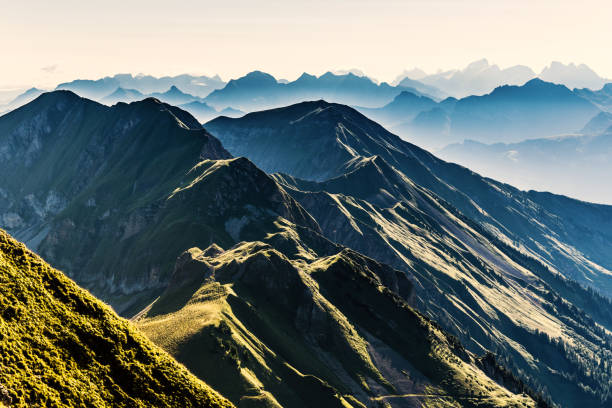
371;393;452;401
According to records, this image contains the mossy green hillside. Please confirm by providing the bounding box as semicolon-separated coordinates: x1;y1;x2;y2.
0;229;234;408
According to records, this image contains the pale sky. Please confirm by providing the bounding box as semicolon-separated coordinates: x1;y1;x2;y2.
1;0;611;89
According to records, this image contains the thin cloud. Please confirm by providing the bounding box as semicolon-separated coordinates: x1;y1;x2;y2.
41;64;58;74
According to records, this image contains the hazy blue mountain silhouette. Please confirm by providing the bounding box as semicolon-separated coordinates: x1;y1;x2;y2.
0;87;45;114
357;90;438;126
203;70;433;111
56;73;225;100
440;128;612;204
100;87;144;105
363;79;601;150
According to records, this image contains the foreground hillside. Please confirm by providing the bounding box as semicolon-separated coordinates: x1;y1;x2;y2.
136;240;539;408
0;229;233;408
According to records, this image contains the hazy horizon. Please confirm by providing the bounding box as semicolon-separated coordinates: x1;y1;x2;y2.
2;0;611;89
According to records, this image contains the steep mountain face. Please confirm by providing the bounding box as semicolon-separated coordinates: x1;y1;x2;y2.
136;239;539;408
0;229;233;408
206;101;612;406
56;73;226;99
205;100;612;298
0;91;283;313
203;71;427;112
439;131;612;204
273;156;612;407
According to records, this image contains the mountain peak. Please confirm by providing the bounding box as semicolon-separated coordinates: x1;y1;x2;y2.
296;72;317;82
166;85;184;94
243;70;277;82
29;90;83;108
465;58;490;71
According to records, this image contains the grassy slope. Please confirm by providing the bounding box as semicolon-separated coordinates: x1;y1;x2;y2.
0;229;234;408
136;240;537;408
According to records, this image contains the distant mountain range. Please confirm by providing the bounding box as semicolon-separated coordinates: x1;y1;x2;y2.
0;87;45;114
540;61;608;90
202;70;439;111
439;124;612;204
56;73;226;99
359;78;601;150
394;59;610;98
394;59;536;98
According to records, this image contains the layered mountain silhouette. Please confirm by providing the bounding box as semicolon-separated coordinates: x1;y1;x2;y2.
100;87;145;105
358;79;601;150
0;91;545;407
0;229;233;408
439;128;612;204
203;70;434;112
56;73;226;99
206;100;612;293
575;83;612;111
0;87;45;114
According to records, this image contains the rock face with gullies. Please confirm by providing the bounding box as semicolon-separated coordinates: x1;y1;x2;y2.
0;228;234;408
136;240;539;408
